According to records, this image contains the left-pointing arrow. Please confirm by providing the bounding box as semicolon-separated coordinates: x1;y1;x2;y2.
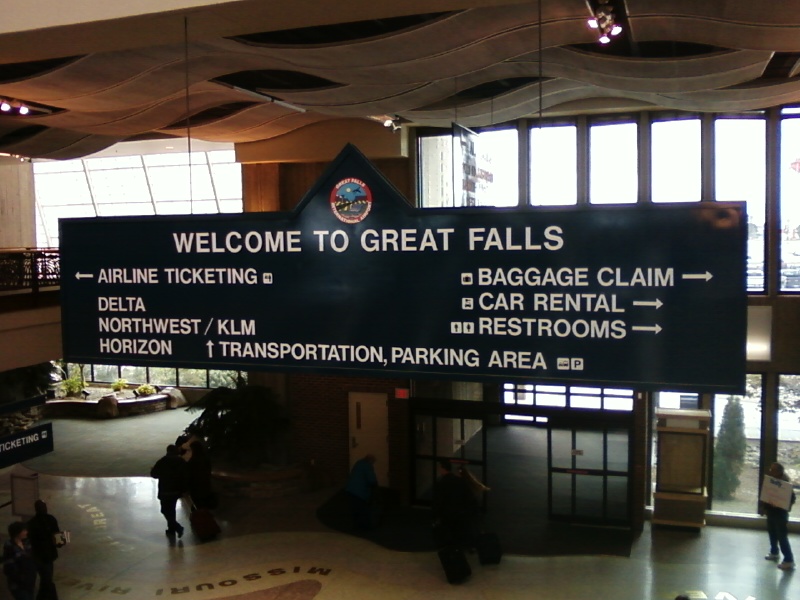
75;272;94;280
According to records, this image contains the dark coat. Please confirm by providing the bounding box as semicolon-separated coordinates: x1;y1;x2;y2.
187;453;214;507
27;513;60;562
2;539;36;592
150;453;189;499
433;472;478;519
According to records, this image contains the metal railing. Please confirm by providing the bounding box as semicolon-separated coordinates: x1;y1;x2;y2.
0;248;60;292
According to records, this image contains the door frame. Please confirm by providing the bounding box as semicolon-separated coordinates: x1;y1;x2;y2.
348;391;389;486
547;421;633;526
409;397;635;527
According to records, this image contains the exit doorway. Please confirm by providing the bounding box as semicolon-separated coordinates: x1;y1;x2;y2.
409;394;635;554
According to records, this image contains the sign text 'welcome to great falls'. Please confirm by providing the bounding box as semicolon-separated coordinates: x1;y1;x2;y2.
60;145;747;392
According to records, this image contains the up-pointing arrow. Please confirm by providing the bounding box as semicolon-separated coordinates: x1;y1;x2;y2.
632;324;662;334
206;340;214;358
633;299;663;309
682;271;713;281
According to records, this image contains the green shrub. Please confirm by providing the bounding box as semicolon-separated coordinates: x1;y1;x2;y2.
713;396;747;500
136;383;157;397
60;377;84;397
111;378;128;392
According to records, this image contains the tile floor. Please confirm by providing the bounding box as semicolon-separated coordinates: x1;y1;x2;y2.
0;411;794;600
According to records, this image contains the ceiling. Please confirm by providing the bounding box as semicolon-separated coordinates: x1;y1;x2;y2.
3;0;800;160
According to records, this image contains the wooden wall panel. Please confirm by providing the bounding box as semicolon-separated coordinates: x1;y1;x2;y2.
242;163;280;213
0;162;35;248
243;157;413;214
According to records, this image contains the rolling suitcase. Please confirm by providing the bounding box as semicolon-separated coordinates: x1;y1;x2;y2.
190;506;221;540
437;546;471;584
476;532;503;565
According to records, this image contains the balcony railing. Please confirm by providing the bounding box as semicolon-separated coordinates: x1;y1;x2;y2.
0;248;60;292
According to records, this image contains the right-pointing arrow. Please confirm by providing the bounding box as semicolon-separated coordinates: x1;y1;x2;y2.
682;271;713;281
632;299;663;309
632;324;662;334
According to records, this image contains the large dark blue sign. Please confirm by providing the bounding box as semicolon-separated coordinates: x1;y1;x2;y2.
0;423;54;468
61;145;747;392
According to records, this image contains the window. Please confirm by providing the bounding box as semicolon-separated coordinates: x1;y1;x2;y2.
418;128;518;208
651;118;701;203
503;383;633;417
589;121;638;204
711;375;763;516
473;128;518;207
34;143;242;247
530;124;577;206
780;117;800;290
716;118;766;291
778;375;800;508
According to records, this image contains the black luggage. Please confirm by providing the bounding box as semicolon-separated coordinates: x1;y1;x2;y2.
190;507;220;540
437;546;471;584
476;532;503;565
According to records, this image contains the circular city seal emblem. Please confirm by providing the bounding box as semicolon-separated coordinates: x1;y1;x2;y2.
330;178;373;224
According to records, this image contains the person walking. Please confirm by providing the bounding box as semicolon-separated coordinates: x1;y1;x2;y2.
150;444;189;538
26;501;62;600
345;454;378;530
2;521;36;600
432;459;479;551
760;461;796;570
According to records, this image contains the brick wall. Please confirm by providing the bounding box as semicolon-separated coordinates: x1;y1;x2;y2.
287;374;408;492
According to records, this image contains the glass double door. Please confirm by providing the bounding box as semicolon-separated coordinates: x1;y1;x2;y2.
548;426;630;525
412;414;486;506
410;408;632;528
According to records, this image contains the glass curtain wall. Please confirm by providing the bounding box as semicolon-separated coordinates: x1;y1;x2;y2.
417;107;797;517
34;148;242;247
36;143;244;388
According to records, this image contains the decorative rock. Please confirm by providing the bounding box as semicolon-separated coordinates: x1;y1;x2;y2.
162;387;187;409
97;394;119;418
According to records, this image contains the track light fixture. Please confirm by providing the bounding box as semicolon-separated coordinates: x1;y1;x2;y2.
587;0;622;44
0;152;31;162
0;97;41;116
383;116;402;132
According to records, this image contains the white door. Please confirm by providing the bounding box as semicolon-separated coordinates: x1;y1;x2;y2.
348;392;389;486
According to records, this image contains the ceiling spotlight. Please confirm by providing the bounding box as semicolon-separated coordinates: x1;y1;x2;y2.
18;105;29;115
587;1;622;45
382;116;402;131
0;101;10;112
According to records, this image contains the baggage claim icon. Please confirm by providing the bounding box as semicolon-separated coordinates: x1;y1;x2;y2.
330;178;373;224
